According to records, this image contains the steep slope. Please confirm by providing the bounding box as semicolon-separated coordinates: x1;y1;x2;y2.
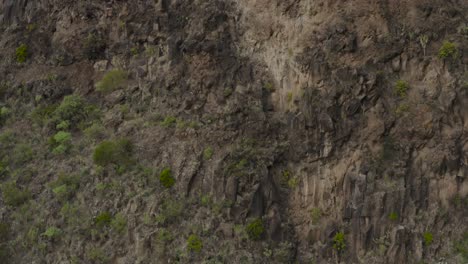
0;0;467;263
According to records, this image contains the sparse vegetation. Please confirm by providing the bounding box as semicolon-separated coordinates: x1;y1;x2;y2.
93;139;133;166
95;70;128;93
395;103;410;116
333;232;346;252
246;218;265;240
203;147;213;160
287;92;293;103
423;232;433;246
111;213;127;234
84;33;106;60
53;95;94;129
15;44;28;63
42;227;62;240
454;232;468;261
159;168;175;188
1;181;31;207
50;131;72;155
187;234;203;253
438;41;458;59
389;212;398;221
311;208;322;225
155;199;184;225
0;107;10;126
395;80;409;97
419;35;429;56
160;116;177;127
95;212;112;228
264;83;274;92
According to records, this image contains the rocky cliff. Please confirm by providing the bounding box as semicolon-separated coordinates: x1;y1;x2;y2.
0;0;467;263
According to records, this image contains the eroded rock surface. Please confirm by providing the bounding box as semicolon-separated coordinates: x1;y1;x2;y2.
0;0;467;263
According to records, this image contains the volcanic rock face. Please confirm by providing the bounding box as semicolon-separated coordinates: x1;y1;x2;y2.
0;0;467;263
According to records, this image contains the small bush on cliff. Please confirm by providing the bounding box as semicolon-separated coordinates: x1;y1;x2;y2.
246;218;265;240
203;147;213;160
53;95;87;127
1;182;31;207
95;212;112;228
111;213;127;234
95;70;128;93
333;232;346;252
423;232;433;246
15;44;28;63
187;234;203;253
438;41;458;59
93;139;133;166
159;168;175;188
389;212;398;221
42;227;62;240
395;80;409;97
49;131;72;155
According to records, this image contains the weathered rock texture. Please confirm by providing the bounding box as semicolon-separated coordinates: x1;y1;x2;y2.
0;0;467;263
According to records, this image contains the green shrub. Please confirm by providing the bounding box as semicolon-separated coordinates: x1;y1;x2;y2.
389;212;398;221
84;123;106;141
93;139;133;166
203;147;213;160
245;218;265;240
52;185;69;200
56;120;70;130
111;213;127;234
50;131;72;155
1;182;31;207
438;41;458;59
42;227;62;240
50;173;80;201
95;212;112;228
395;80;409;97
423;232;433;246
53;95;87;127
30;104;58;126
159;168;175;188
15;44;28;63
95;70;128;93
333;232;346;252
187;234;203;253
